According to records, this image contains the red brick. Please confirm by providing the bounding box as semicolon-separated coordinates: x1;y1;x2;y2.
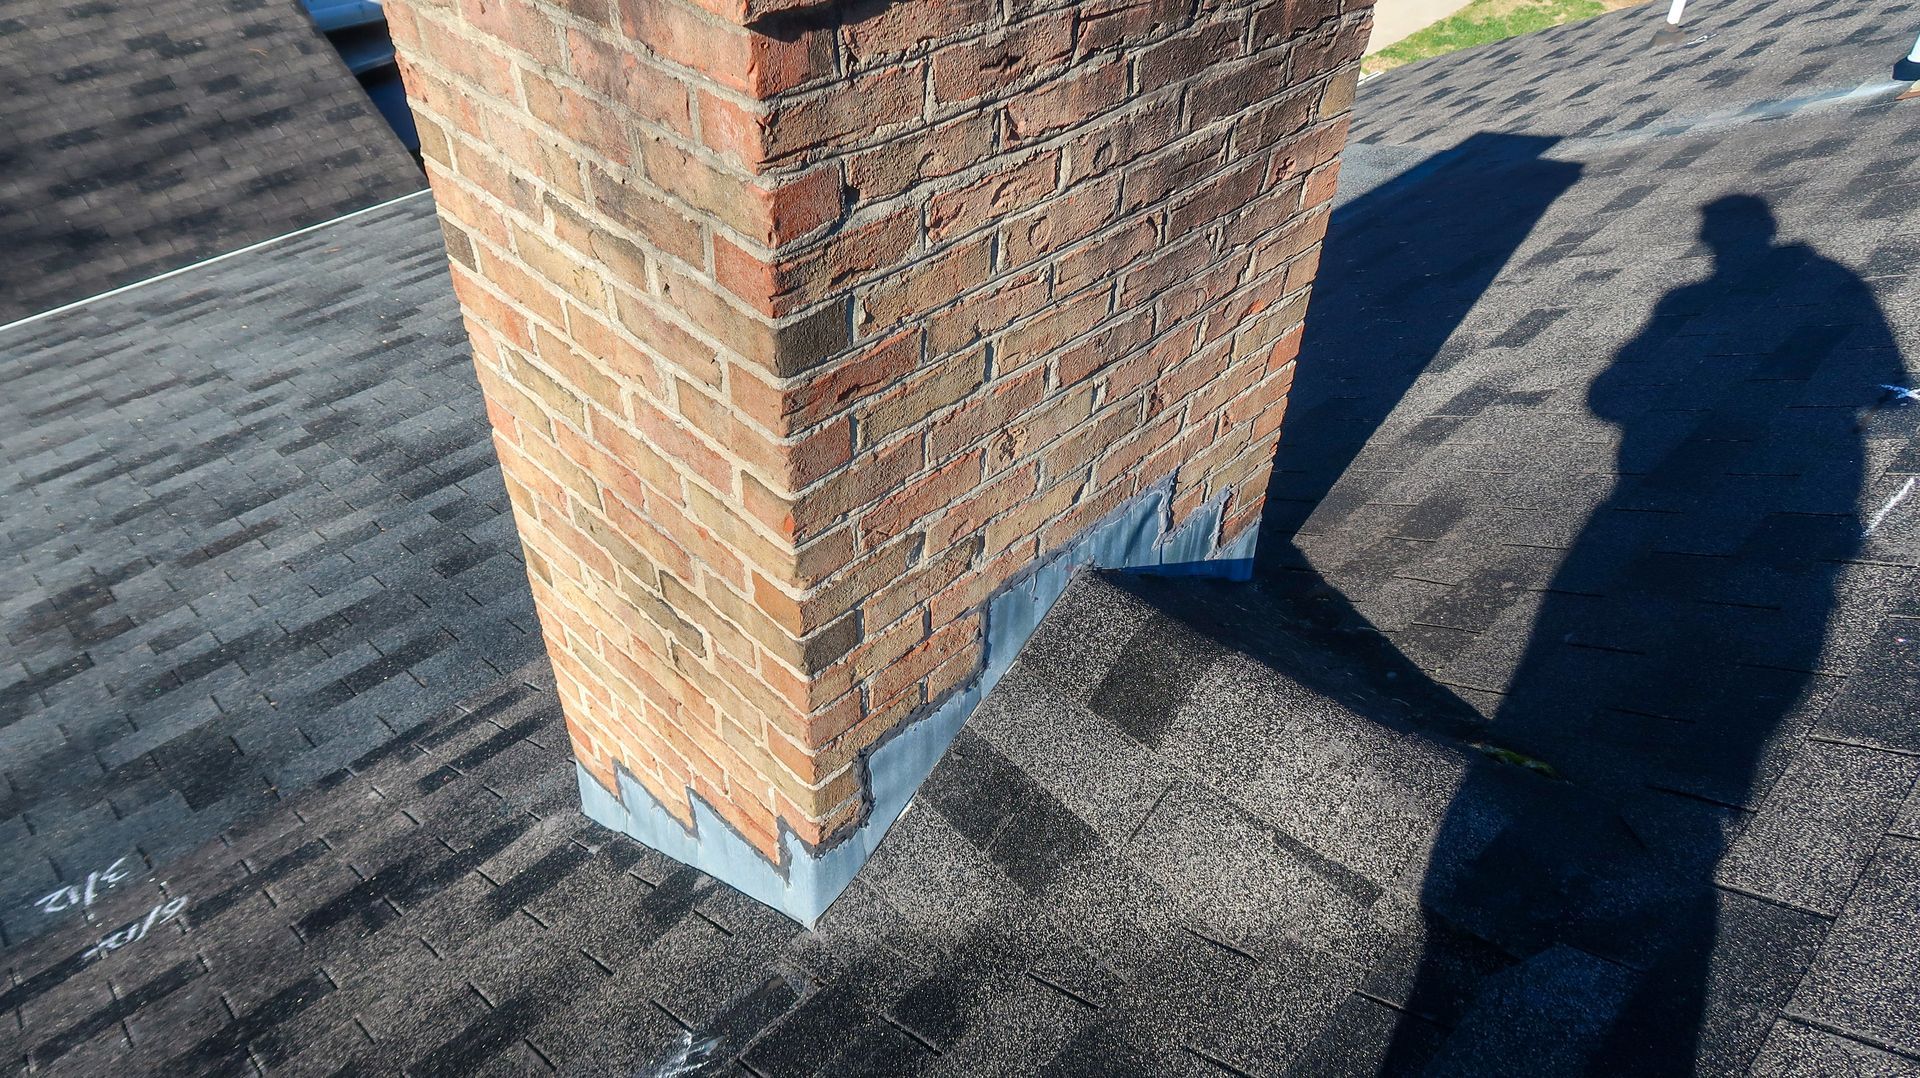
1053;217;1158;295
926;465;1038;548
1002;57;1127;143
581;164;706;266
1232;84;1317;155
656;266;851;378
859;449;986;546
845;113;997;203
762;64;927;162
1118;233;1213;310
925;271;1048;357
931;15;1074;105
996;286;1110;373
998;175;1118;270
1077;0;1191;53
1137;20;1243;94
1062;98;1180;186
731;329;921;437
1120;132;1228;214
858;238;993;333
716;209;919;317
843;0;999;66
616;0;833;97
857;346;989;444
927;151;1060;244
612;289;721;386
1169;158;1267;237
1056;306;1156;387
926;367;1047;461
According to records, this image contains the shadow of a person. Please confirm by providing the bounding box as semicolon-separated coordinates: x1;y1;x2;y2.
1381;195;1906;1072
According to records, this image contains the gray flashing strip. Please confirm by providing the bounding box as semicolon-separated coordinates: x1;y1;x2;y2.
0;188;434;336
579;478;1257;926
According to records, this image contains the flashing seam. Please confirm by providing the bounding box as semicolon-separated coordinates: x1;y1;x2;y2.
577;477;1258;926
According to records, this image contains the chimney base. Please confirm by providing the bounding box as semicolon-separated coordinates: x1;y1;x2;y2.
580;478;1254;925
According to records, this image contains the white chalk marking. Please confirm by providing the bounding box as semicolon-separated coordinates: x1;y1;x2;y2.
32;856;135;915
1866;477;1916;537
82;896;189;962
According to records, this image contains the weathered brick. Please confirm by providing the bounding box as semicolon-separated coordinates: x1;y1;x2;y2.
1137;19;1243;94
1040;468;1140;548
1062;97;1180;186
616;0;833;97
1053;216;1158;295
999;174;1119;270
1159;251;1250;327
927;151;1060;244
395;0;1363;867
868;615;979;712
743;434;924;543
986;386;1096;473
1252;0;1332;45
846;112;997;203
1121;131;1229;215
856;346;988;445
1187;51;1288;130
1237;93;1312;160
858;238;993;333
843;0;999;66
716;208;918;317
754;535;920;636
931;15;1074;105
1077;0;1190;54
926;367;1047;461
1002;57;1127;143
656;267;851;378
762;63;927;161
1056;305;1156;386
732;329;921;437
858;450;986;546
925;270;1049;357
1169;158;1267;237
865;534;985;627
997;286;1110;373
582;164;706;265
984;473;1085;556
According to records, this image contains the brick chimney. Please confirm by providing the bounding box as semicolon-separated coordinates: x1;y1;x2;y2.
386;0;1370;922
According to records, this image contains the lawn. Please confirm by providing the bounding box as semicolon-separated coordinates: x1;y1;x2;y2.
1363;0;1643;74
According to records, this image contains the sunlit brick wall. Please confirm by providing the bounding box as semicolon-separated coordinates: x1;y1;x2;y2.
386;0;1371;862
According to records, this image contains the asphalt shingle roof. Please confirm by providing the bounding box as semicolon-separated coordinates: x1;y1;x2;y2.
0;0;424;323
0;198;541;944
6;0;1920;1072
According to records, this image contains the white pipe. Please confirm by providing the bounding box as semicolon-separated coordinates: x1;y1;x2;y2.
1666;0;1686;25
1908;30;1920;63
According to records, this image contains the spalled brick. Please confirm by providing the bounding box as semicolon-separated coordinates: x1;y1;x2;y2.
927;151;1061;244
1003;56;1128;144
931;16;1075;105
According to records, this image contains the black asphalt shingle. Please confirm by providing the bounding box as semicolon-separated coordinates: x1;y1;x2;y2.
0;0;423;323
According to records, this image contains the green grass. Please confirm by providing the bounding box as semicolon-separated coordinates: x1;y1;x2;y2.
1364;0;1614;73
